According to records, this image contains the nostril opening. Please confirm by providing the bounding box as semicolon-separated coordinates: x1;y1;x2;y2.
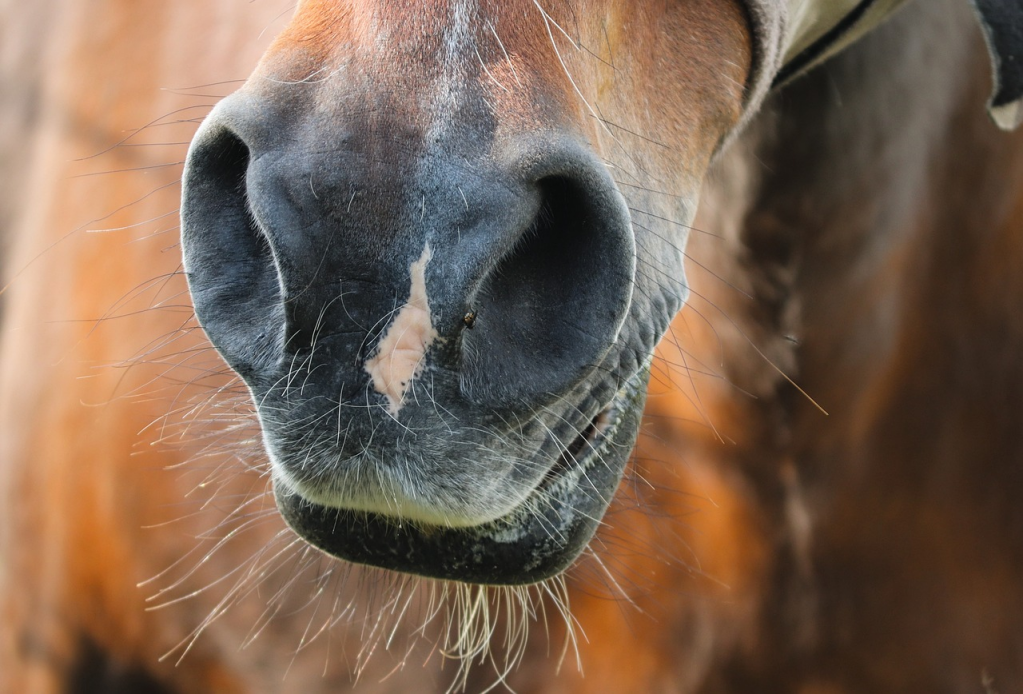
486;176;604;325
460;173;634;406
181;126;285;380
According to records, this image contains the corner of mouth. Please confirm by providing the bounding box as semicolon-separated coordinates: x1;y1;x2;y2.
536;401;619;492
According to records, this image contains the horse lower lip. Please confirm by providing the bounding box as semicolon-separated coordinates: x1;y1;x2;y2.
273;365;649;584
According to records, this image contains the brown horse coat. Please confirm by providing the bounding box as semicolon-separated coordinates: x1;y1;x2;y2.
2;0;1022;692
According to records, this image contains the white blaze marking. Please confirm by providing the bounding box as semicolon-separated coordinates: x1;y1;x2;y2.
365;243;438;415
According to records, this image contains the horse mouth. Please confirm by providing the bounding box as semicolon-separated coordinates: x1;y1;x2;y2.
540;406;615;490
274;367;649;585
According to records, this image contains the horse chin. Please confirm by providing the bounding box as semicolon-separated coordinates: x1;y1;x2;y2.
273;366;649;585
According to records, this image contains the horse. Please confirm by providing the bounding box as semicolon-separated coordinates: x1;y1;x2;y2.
2;0;1023;691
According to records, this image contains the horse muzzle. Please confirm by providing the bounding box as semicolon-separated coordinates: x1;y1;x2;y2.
180;71;645;583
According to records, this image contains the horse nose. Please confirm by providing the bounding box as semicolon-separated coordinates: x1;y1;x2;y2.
181;93;636;409
457;165;636;406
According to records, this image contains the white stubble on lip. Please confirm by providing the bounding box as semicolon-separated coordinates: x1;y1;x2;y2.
365;243;439;416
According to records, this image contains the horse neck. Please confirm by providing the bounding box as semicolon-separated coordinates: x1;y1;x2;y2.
679;0;1023;680
694;0;1023;460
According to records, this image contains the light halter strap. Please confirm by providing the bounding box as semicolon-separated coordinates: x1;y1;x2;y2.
738;0;1023;133
733;0;912;140
775;0;913;87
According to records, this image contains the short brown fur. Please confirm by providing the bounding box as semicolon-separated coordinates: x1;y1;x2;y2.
2;0;1022;692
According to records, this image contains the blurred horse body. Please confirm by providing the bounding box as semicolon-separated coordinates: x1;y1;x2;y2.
2;1;1023;693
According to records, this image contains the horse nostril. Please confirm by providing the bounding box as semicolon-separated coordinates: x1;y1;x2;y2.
181;123;285;380
459;171;635;407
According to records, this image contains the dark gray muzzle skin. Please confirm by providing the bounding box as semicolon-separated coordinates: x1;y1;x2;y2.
179;80;659;584
275;379;646;584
